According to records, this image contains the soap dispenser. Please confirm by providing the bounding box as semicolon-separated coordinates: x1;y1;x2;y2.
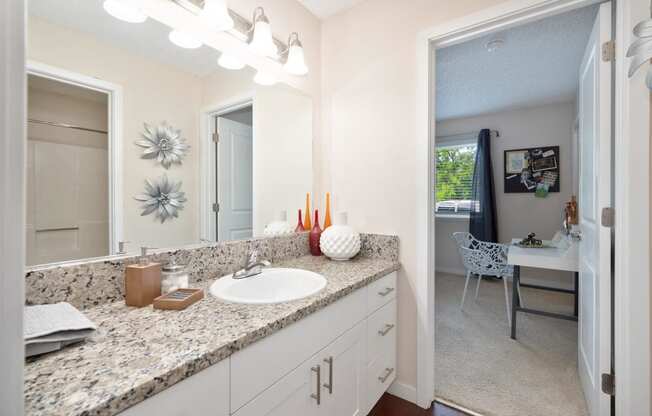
125;247;162;307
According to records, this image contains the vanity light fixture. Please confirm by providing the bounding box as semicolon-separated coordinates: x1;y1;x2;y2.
253;70;277;86
103;0;147;23
218;52;245;70
248;7;278;58
200;0;234;31
169;29;203;49
283;32;308;76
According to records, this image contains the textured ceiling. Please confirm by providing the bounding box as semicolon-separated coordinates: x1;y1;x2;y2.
29;0;219;76
296;0;366;19
436;5;598;121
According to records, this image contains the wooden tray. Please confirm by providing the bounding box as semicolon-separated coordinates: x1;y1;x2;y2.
153;288;204;310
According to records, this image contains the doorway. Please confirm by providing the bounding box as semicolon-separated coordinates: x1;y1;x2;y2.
430;3;612;415
25;62;123;261
213;105;253;241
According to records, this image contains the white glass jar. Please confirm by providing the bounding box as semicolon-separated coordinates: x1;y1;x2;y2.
161;260;189;293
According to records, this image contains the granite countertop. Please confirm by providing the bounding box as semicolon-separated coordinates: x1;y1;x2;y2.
24;255;400;416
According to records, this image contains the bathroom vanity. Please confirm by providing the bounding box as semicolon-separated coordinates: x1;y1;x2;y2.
124;271;396;416
24;245;399;416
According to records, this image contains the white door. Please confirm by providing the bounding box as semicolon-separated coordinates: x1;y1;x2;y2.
217;115;253;241
577;3;612;415
320;323;365;416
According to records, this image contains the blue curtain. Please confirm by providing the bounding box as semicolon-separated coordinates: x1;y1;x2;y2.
469;129;498;243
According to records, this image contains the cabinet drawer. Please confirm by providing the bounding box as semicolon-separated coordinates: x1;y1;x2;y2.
366;349;397;411
366;299;396;365
367;272;396;314
231;288;366;412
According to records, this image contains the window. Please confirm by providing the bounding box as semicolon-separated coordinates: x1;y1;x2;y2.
436;143;477;215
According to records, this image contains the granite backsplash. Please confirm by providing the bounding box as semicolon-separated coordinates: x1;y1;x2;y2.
25;233;399;310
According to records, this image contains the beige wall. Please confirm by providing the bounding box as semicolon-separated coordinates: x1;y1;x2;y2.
28;16;204;250
225;0;324;204
201;68;313;236
435;102;577;288
321;0;507;392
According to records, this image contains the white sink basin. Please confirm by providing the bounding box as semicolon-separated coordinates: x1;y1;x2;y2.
210;268;327;304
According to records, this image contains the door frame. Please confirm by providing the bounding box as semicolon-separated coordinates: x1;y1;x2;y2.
1;0;25;413
416;0;650;413
26;60;124;256
199;94;253;242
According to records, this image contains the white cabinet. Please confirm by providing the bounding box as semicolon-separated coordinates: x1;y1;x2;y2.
230;288;366;412
229;352;324;416
233;323;365;416
319;322;365;416
120;359;229;416
121;271;397;416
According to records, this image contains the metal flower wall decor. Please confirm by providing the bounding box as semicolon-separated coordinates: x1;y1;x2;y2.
627;9;652;90
134;174;187;223
135;122;189;169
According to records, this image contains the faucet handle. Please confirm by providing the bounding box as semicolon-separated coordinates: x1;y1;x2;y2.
245;249;259;266
117;241;130;254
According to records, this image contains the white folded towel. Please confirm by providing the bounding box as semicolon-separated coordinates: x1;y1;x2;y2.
24;302;97;357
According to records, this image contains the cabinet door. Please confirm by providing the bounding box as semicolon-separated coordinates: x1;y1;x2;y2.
320;322;366;416
232;356;325;416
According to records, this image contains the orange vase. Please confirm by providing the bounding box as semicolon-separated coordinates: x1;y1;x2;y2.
323;193;332;229
303;193;312;230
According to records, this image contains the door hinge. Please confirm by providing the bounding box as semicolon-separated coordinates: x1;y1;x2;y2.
212;202;220;213
602;40;615;62
601;207;615;228
601;373;615;396
212;132;219;143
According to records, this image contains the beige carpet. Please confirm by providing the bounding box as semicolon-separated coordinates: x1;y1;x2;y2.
435;273;589;416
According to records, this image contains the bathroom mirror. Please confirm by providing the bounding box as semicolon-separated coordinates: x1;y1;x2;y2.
25;0;313;266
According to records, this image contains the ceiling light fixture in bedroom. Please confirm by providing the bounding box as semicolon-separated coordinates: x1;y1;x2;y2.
485;38;505;53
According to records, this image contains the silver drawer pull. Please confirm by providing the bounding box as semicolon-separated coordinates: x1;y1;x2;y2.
378;287;395;297
378;367;395;383
323;356;333;394
311;365;321;405
378;323;395;336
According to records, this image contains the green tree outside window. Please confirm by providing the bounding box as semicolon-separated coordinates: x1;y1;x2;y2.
436;145;476;203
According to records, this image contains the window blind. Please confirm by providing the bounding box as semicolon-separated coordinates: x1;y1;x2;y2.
435;144;477;213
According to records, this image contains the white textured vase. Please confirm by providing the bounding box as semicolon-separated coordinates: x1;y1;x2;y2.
263;211;294;237
320;212;361;261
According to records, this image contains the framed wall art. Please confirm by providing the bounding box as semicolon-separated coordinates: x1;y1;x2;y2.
504;146;560;193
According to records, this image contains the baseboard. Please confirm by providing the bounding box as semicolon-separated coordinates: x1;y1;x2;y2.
435;396;486;416
387;380;417;404
435;267;465;276
435;268;574;290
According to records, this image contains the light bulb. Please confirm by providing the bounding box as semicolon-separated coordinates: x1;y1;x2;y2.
218;53;245;70
201;0;234;31
284;45;308;75
248;8;278;58
103;0;147;23
253;70;277;86
168;30;203;49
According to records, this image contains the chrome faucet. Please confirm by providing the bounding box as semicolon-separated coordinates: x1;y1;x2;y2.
233;249;271;279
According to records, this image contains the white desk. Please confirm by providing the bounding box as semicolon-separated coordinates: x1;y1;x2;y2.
507;237;579;339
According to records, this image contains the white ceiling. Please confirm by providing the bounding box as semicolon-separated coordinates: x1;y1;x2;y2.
29;0;220;76
435;5;599;121
296;0;366;19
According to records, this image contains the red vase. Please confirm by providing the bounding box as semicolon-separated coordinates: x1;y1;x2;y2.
295;209;305;232
309;210;322;256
